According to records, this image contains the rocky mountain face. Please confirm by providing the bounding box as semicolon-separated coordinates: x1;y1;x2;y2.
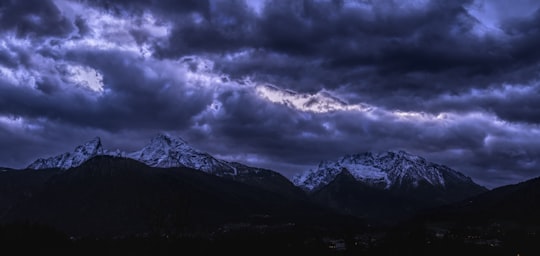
309;169;423;220
293;151;487;220
7;136;539;253
3;156;329;237
25;136;488;222
125;134;238;176
293;151;483;193
26;134;302;198
27;137;105;170
27;135;233;173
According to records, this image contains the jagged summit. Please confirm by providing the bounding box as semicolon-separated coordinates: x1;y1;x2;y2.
75;136;104;155
292;150;476;192
126;133;194;168
27;134;237;176
24;134;304;198
150;133;189;147
28;137;104;170
127;133;236;175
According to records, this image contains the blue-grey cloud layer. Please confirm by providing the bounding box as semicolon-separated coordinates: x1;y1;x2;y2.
1;0;540;188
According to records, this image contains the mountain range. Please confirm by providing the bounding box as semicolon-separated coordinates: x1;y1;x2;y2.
0;134;508;238
421;175;540;226
293;151;487;220
28;135;237;176
3;156;338;237
27;135;485;195
293;151;478;192
26;135;304;199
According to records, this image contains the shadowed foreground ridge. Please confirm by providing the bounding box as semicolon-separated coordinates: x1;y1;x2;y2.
2;156;540;254
1;156;351;237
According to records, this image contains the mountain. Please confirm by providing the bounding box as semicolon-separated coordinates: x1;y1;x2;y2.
26;135;232;173
293;151;487;220
3;156;338;237
126;134;237;176
0;168;57;219
226;162;306;199
126;135;304;198
293;151;484;193
423;175;540;226
26;134;303;198
310;169;424;220
373;175;540;255
28;135;248;176
27;137;105;169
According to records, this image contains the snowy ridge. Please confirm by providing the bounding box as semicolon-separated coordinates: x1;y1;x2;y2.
28;137;105;170
292;150;473;192
126;134;236;176
27;134;237;176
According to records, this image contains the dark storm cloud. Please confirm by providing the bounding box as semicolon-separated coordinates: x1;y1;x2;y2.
0;0;74;38
0;120;50;168
422;83;540;124
80;0;540;105
149;0;258;58
0;52;212;132
0;50;17;68
144;0;540;121
189;88;351;166
2;0;540;188
84;0;210;18
73;16;91;36
0;38;35;70
188;86;540;187
0;113;169;169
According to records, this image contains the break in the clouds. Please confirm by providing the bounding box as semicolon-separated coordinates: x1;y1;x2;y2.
1;0;540;188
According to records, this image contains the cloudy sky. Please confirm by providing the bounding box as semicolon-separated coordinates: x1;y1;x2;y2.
1;0;540;188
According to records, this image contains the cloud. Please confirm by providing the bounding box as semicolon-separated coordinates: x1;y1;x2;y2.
1;0;540;189
0;0;74;38
254;84;372;113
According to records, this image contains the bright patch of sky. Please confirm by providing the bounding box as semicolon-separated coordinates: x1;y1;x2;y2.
244;0;266;16
255;84;372;113
0;0;172;94
54;0;171;56
0;115;43;132
62;65;104;93
465;0;540;37
254;83;450;124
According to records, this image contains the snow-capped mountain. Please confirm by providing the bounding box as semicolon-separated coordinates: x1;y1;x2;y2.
26;134;302;198
292;150;478;192
27;134;237;176
28;137;105;170
126;134;237;176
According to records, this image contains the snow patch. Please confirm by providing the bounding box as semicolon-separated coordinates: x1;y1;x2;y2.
294;151;470;192
27;134;239;177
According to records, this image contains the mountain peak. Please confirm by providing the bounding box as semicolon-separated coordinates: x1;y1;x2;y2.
143;134;192;152
87;136;102;144
293;151;478;192
385;150;423;161
27;134;239;176
127;134;235;174
74;137;103;155
151;133;187;145
28;137;105;170
387;150;412;157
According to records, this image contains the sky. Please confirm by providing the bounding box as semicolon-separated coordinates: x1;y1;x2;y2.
1;0;540;188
